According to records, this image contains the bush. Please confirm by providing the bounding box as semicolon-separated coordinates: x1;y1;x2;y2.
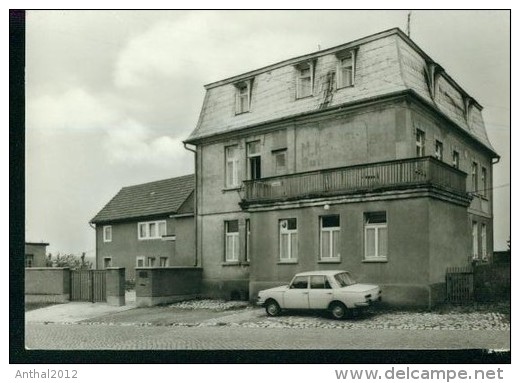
46;252;93;269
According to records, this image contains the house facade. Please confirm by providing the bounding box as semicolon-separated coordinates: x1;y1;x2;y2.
90;174;195;281
25;242;49;267
184;28;498;306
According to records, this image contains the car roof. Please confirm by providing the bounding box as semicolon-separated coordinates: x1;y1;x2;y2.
294;270;348;277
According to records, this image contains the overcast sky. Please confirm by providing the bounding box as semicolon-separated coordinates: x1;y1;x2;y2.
25;10;510;257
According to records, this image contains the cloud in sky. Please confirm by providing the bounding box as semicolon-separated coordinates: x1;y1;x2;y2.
104;119;190;165
27;87;118;132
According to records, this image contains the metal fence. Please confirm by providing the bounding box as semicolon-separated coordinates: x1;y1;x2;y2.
446;266;474;303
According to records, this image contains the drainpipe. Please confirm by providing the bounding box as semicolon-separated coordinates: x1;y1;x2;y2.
89;222;97;269
492;157;500;165
183;142;199;267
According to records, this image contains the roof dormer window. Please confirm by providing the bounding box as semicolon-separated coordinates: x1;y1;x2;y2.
235;79;253;114
295;61;315;99
336;50;356;88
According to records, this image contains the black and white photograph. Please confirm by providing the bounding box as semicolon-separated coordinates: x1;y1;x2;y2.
13;8;510;367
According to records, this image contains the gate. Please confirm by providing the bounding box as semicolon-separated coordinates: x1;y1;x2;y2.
446;266;474;303
70;270;107;302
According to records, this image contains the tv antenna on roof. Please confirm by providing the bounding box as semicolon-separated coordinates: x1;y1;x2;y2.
407;11;412;38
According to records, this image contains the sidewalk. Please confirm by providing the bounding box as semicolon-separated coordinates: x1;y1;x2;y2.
25;291;137;324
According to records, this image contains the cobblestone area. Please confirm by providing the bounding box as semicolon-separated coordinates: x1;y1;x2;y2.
25;323;511;350
74;301;509;331
235;310;510;331
168;299;249;311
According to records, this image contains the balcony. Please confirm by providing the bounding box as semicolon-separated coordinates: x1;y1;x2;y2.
241;157;467;206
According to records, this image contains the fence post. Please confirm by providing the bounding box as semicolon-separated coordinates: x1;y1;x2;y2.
106;267;125;306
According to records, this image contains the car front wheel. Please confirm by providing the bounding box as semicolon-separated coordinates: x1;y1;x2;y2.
265;300;281;317
330;302;347;320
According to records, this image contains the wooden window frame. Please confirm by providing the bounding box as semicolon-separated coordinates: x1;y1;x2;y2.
103;225;112;243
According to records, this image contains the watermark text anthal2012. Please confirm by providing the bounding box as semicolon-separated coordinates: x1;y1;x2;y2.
15;369;78;379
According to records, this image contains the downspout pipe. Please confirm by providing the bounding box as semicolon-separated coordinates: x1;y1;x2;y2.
183;142;199;267
88;222;97;269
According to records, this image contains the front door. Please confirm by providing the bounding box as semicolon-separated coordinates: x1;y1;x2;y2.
308;275;334;309
284;275;309;309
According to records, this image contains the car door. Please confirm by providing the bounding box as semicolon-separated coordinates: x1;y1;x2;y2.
283;276;310;309
308;275;334;309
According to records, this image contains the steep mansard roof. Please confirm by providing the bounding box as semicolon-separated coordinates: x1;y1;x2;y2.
186;28;496;156
90;174;195;224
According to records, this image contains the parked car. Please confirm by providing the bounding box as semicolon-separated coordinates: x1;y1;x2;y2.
256;270;382;319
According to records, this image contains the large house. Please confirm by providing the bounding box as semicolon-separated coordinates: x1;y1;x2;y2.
90;174;195;281
183;28;498;306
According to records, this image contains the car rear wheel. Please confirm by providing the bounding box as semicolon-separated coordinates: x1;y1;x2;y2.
265;300;281;317
330;302;347;320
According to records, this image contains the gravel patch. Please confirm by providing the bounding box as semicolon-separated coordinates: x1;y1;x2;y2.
168;299;250;311
237;310;510;331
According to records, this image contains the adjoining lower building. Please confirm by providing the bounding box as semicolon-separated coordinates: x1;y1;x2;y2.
25;242;49;267
90;174;195;281
183;28;498;307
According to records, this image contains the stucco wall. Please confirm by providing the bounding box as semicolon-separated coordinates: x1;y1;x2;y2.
247;198;432;306
198;212;250;300
173;216;196;266
25;268;70;303
410;105;494;218
96;216;195;280
197;102;409;216
135;267;202;306
428;199;472;285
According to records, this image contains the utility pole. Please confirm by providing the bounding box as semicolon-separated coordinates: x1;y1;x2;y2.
407;11;412;38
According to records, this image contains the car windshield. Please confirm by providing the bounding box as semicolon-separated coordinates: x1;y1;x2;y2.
334;272;356;287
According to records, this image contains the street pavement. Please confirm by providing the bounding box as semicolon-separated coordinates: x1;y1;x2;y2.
25;322;510;350
25;298;510;350
25;291;136;323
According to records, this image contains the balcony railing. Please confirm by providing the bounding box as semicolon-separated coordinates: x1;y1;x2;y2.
242;156;467;204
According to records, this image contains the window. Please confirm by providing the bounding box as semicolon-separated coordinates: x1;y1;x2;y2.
136;256;156;267
481;167;487;198
310;275;332;289
471;162;478;194
247;141;261;180
245;219;251;262
160;257;168;267
225;145;239;188
235;80;252;114
290;276;308;289
25;254;34;268
337;51;355;88
103;225;112;242
320;215;340;260
296;63;313;98
103;257;112;268
364;212;388;260
416;129;425;157
273;149;287;175
435;140;443;160
481;223;487;259
279;218;298;261
225;220;239;262
452;150;460;169
472;221;479;259
138;220;167;240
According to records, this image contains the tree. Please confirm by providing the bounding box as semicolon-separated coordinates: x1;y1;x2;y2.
46;252;93;269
